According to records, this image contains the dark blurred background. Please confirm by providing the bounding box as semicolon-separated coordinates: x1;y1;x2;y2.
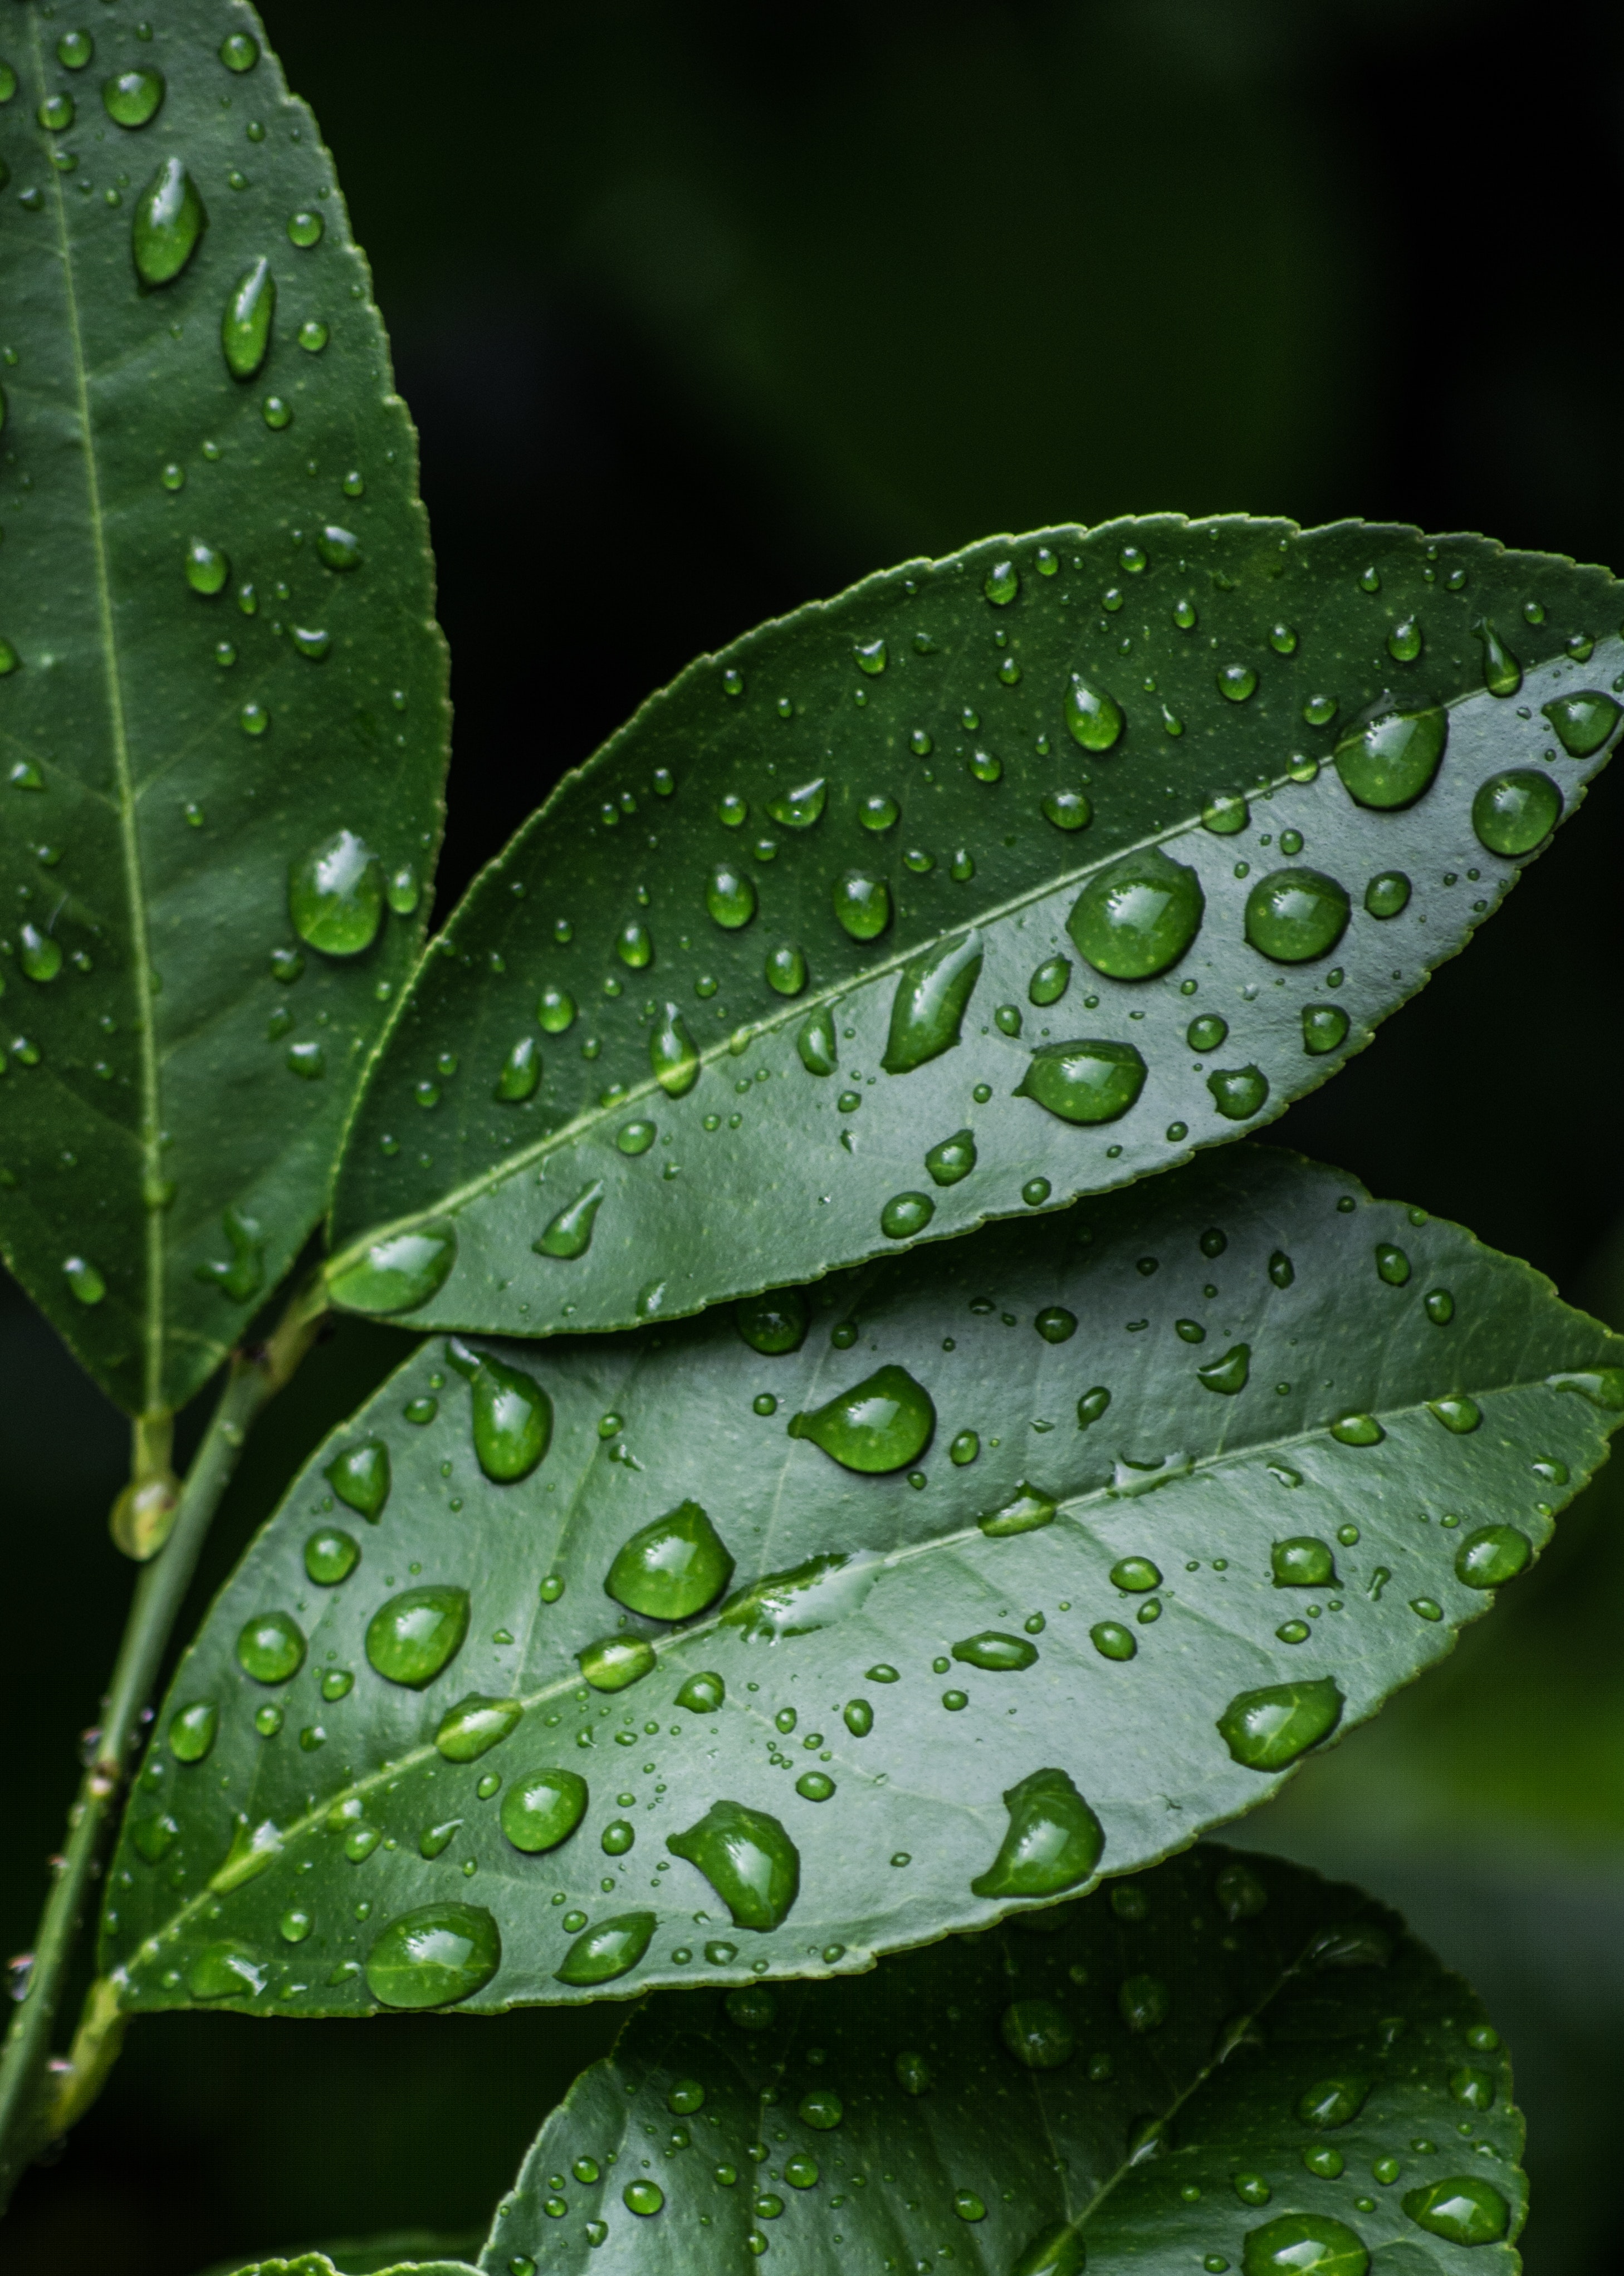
8;0;1624;2268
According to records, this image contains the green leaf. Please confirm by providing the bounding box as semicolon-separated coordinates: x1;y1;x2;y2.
0;0;447;1413
475;1846;1524;2276
325;516;1616;1341
216;2258;477;2276
102;1145;1623;2014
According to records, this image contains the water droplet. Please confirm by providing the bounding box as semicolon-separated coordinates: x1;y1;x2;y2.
1242;2214;1368;2276
365;1903;500;2010
221;31;260;71
1428;1394;1480;1435
315;523;361;571
1042;789;1092;833
953;1630;1039;1672
298;320;329;354
1217;1678;1344;1769
534;1180;605;1264
1245;869;1350;963
721;1549;884;1641
787;1365;934;1472
915;1127;976;1190
833;872;891;941
1401;2179;1508;2248
623;2180;665;2217
435;1693;522;1762
1064;672;1124;752
1272;1537;1336;1588
1333;700;1447;809
221;256;275;379
365;1585;469;1688
461;1352;552;1479
1546;1367;1624;1407
728;1291;806;1359
1201;791;1249;836
859;792;899;833
490;1035;540;1104
1217;664;1258;703
645;1001;703;1097
1001;1996;1075;2069
766;777;826;828
1068;848;1204;978
985;559;1019;606
188;1943;267;2001
168;1700;217;1763
1455;1525;1532;1588
19;923;61;983
762;942;809;997
329;1224;457;1316
881;931;983;1073
605;1501;735;1621
1329;1412;1383;1446
674;1672;726;1717
879;1191;934;1239
286;207;322;247
288;829;383;956
1197;1342;1251;1394
797;1004;838;1076
1472;769;1560;855
236;1611;306;1685
499;1768;588;1854
1387;616;1422;662
304;1526;360;1584
706;860;756;931
1298;2074;1371;2128
578;1636;657;1691
133;157;206;286
1120;1972;1170;2030
1207;1068;1269;1121
1542;691;1622;757
1474;620;1522;697
102;65;165;126
1015;1038;1147;1124
668;1800;800;1930
1302;1005;1349;1056
1449;2065;1496;2110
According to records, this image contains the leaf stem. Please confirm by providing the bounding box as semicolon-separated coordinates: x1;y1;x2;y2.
0;1277;327;2205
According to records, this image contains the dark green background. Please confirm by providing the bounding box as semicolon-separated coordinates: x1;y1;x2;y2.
7;1;1624;2270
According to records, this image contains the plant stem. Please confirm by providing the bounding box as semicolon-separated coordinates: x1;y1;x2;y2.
0;1280;326;2205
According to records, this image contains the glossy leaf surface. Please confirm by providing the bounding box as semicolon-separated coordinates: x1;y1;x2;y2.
327;516;1617;1340
482;1847;1524;2276
0;0;447;1412
105;1147;1622;2013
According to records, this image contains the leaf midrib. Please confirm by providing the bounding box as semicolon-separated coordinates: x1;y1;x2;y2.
38;16;166;1413
116;1377;1541;1984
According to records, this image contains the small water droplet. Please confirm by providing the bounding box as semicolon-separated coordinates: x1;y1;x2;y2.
1473;620;1522;697
221;256;275;379
832;872;891;941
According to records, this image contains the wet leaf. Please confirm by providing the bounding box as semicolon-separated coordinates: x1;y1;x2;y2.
325;516;1616;1340
0;0;447;1412
477;1847;1524;2276
104;1146;1622;2013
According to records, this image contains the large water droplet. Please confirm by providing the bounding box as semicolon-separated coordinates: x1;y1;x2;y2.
221;257;275;379
1400;2179;1509;2248
1333;699;1447;809
501;1768;588;1853
1217;1678;1343;1770
236;1611;305;1684
833;873;891;941
1067;849;1204;979
606;1501;735;1620
1272;1537;1336;1587
1197;1342;1251;1393
328;1223;457;1314
1064;673;1124;752
555;1910;657;1985
1015;1039;1147;1124
578;1636;657;1691
304;1526;359;1584
325;1438;390;1523
676;1671;725;1712
879;1191;933;1239
952;1630;1038;1671
881;931;983;1074
468;1353;551;1480
365;1585;470;1688
925;1128;977;1185
495;1036;540;1102
1472;769;1560;856
787;1365;934;1471
435;1693;522;1761
706;861;756;930
288;829;384;956
971;1767;1103;1899
1303;1006;1349;1056
133;156;206;285
1001;1996;1075;2069
667;1799;800;1930
765;943;808;996
1298;2075;1370;2128
365;1903;501;2010
721;1549;884;1641
534;1180;604;1262
1542;691;1621;757
103;67;165;127
650;1003;701;1096
1474;620;1522;697
316;524;362;571
1455;1525;1532;1588
797;1005;838;1076
184;537;229;595
1546;1367;1624;1407
168;1700;217;1763
19;923;61;982
977;1482;1057;1536
734;1290;808;1354
1242;2214;1368;2276
1244;869;1351;962
536;986;576;1034
1030;956;1072;1007
766;777;826;828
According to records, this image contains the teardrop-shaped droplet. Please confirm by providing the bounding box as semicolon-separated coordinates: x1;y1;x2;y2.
501;1767;589;1853
881;930;983;1074
133;156;207;285
533;1179;604;1261
1001;1997;1075;2069
365;1585;470;1688
434;1692;522;1762
327;1223;457;1315
952;1629;1038;1671
832;872;891;941
1471;769;1560;856
787;1364;935;1472
1454;1525;1532;1588
1243;2214;1369;2276
667;1799;800;1930
288;829;384;956
365;1903;500;2010
1067;849;1204;978
221;256;275;379
1064;672;1124;752
606;1500;735;1619
924;1127;977;1185
764;942;808;996
1474;619;1522;697
103;66;165;127
325;1438;390;1522
1333;699;1448;809
1217;1678;1344;1770
1427;1394;1480;1433
1015;1039;1147;1124
1329;1411;1383;1445
1386;615;1422;662
650;1004;701;1096
470;1354;552;1481
1029;955;1072;1007
675;1670;725;1713
1400;2180;1509;2248
1244;869;1351;963
536;985;576;1034
554;1911;656;1986
19;923;61;982
765;777;826;828
706;860;756;929
495;1035;540;1101
1197;1343;1251;1394
1542;691;1622;758
796;1004;838;1075
735;1289;808;1353
184;536;229;595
